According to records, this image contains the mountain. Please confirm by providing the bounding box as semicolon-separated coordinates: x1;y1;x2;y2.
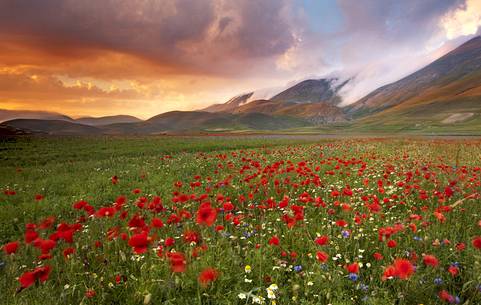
76;115;142;126
346;36;481;131
203;92;254;113
202;78;349;124
4;119;103;135
270;79;348;104
232;99;346;124
0;109;73;123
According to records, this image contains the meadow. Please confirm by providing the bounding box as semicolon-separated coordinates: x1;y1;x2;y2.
1;136;481;305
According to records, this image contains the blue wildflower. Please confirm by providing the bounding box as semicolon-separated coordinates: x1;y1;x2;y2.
348;273;358;281
434;278;443;285
359;283;369;291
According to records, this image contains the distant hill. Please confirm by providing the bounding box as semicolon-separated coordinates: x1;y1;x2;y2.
2;111;309;135
76;115;142;126
102;111;309;134
346;36;481;131
0;109;73;123
4;119;103;135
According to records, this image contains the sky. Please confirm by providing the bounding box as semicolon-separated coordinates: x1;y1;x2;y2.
0;0;480;119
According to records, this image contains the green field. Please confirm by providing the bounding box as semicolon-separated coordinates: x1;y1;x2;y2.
1;136;481;305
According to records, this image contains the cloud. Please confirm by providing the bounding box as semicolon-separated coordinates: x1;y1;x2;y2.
0;0;479;117
0;0;297;77
440;0;481;39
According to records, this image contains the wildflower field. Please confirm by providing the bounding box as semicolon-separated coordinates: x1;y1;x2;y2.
1;136;481;305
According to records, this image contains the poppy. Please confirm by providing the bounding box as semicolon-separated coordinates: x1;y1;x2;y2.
196;202;217;226
167;252;186;273
373;252;384;261
63;247;75;258
198;268;219;286
315;235;329;246
18;266;51;289
472;236;481;249
423;254;439;267
164;237;175;247
3;241;19;254
268;235;280;246
85;289;96;298
345;262;359;274
387;239;397;248
316;251;329;263
128;233;150;254
151;218;164;228
393;259;414;279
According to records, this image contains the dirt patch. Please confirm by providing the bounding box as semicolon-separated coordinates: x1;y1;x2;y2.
442;113;474;124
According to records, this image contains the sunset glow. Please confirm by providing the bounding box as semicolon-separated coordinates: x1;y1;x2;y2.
0;0;480;118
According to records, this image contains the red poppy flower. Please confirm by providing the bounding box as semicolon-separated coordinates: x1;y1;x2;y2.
111;175;119;184
167;252;186;273
315;235;329;246
34;194;44;201
18;266;51;289
33;239;56;254
165;237;175;247
96;207;116;218
387;239;397;248
223;202;234;211
438;290;455;303
196;202;217;226
132;188;141;194
24;230;38;244
316;251;329;263
85;289;96;298
268;235;280;246
345;262;359;274
393;259;414;279
3;241;19;254
63;247;75;258
183;230;200;244
373;252;384;261
423;254;439;267
335;219;347;227
128;214;146;228
128;233;150;254
382;265;397;281
448;265;459;277
472;236;481;249
151;218;164;228
198;267;219;286
456;242;465;251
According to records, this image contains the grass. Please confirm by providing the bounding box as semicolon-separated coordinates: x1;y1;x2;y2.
1;136;481;304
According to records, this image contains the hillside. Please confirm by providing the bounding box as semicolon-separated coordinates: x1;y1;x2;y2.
270;79;347;104
76;115;142;126
0;109;73;123
4;119;103;135
347;36;481;123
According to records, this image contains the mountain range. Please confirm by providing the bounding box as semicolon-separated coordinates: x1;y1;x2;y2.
1;36;480;135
